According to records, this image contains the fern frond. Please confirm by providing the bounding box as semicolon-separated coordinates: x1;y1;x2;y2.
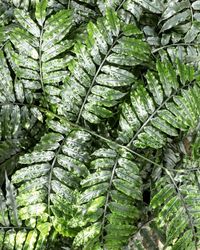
0;48;45;182
0;172;51;250
70;0;98;23
72;145;142;249
150;133;200;250
8;0;37;10
151;158;200;250
159;1;196;35
118;59;200;148
122;0;143;22
9;118;92;242
42;0;98;26
58;8;151;124
5;1;73;109
130;0;200;66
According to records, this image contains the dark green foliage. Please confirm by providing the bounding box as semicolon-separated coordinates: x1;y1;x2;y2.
1;0;200;249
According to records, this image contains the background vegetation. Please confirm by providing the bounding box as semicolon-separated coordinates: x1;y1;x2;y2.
0;0;200;249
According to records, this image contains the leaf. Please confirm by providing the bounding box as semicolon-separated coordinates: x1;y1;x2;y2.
5;172;20;226
75;147;142;248
42;10;72;50
192;1;200;10
133;0;164;14
35;0;47;26
161;10;190;32
12;164;51;183
73;223;101;247
14;9;40;37
184;21;200;43
0;51;15;103
161;1;190;21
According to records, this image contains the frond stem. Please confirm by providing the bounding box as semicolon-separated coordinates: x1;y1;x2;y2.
0;226;32;230
116;0;126;11
39;26;45;94
188;0;194;23
0;41;8;51
129;217;155;243
47;137;68;217
100;157;119;246
67;0;71;9
39;107;198;173
152;43;200;53
194;171;200;191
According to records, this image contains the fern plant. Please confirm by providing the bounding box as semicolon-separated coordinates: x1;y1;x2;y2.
1;0;200;249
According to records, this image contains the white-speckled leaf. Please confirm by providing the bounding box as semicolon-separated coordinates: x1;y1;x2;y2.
35;0;47;26
15;9;40;37
19;151;55;164
12;163;51;183
160;10;190;32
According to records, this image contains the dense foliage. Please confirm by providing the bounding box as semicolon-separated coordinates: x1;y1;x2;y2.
0;0;200;249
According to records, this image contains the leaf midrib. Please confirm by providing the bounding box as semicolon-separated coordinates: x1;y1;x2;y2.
100;157;119;245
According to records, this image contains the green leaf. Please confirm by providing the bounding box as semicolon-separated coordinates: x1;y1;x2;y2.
184;21;200;43
35;0;47;26
161;10;190;32
2;2;200;249
14;9;40;37
192;1;200;10
133;0;164;14
73;223;101;247
42;10;72;50
19;151;55;164
161;1;190;21
5;172;20;226
12;163;51;183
